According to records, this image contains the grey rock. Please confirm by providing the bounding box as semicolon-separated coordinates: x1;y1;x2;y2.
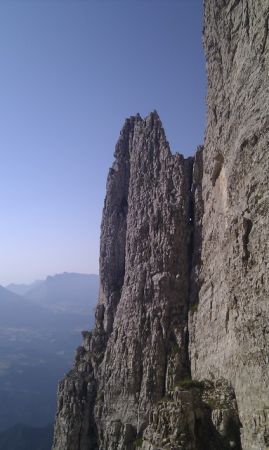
96;111;192;448
142;379;241;450
53;111;194;450
52;1;269;449
189;1;269;449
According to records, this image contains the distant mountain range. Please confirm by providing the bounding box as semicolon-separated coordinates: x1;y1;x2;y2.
7;272;99;315
0;285;52;329
6;280;43;297
0;272;99;443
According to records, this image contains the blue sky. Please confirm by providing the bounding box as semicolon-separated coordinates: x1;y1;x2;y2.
0;0;205;285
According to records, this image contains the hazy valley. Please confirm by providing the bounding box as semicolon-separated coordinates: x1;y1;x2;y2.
0;273;98;449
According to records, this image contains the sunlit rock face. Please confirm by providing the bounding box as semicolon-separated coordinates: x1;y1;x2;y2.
52;1;269;449
95;112;193;449
52;114;241;450
53;112;196;450
189;1;269;449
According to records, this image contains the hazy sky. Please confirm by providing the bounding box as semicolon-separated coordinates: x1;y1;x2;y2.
0;0;205;285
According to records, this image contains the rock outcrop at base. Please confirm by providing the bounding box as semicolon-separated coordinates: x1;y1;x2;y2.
52;1;269;449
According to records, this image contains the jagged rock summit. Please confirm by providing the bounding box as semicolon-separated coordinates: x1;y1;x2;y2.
52;1;269;449
52;115;240;450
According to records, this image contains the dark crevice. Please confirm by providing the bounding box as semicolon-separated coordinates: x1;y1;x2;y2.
240;134;258;151
211;153;224;186
225;307;230;333
188;146;204;311
188;158;195;283
183;156;195;379
261;15;269;54
213;106;217;124
184;147;204;379
229;0;241;14
119;197;128;216
245;0;249;38
242;217;253;262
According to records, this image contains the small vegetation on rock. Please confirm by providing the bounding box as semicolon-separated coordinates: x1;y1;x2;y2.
177;377;204;390
171;342;179;355
134;436;143;447
190;303;198;314
96;390;104;402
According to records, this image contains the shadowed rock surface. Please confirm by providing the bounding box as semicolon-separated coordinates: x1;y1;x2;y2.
52;1;269;449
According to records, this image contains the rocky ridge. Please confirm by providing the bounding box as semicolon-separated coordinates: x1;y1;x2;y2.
52;1;269;449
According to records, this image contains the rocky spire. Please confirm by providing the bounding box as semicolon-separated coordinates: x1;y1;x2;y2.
52;112;196;450
95;111;192;446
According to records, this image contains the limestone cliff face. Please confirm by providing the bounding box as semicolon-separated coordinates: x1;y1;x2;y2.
53;112;197;450
189;1;269;449
53;1;269;449
96;112;192;445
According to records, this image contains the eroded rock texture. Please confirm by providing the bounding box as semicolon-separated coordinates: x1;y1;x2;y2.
52;113;242;450
96;112;193;447
53;112;198;450
53;0;269;449
189;1;269;449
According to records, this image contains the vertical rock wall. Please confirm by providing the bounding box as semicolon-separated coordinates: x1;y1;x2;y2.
189;1;269;449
